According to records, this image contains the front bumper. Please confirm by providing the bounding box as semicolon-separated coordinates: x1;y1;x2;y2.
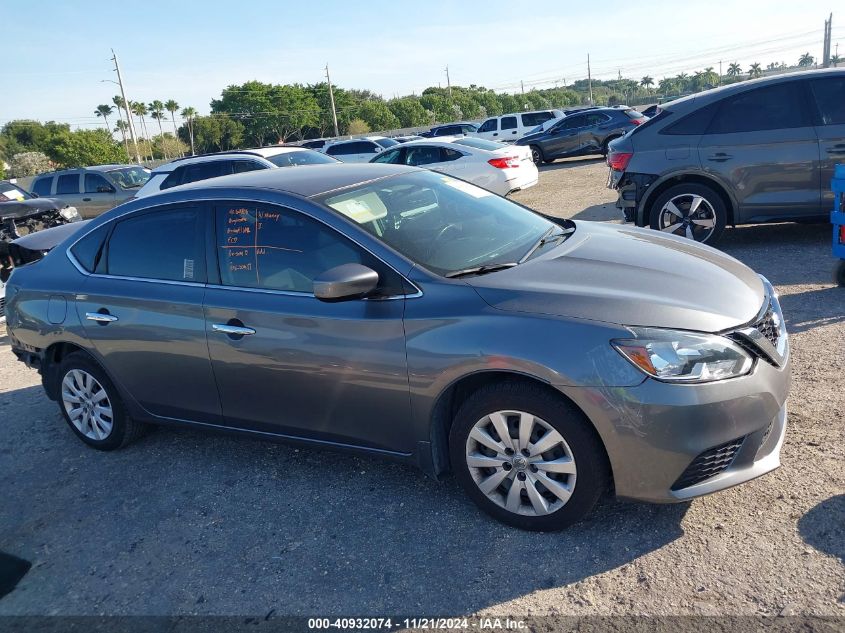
562;323;791;504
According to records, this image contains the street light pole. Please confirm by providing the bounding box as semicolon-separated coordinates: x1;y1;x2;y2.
325;64;339;137
110;49;141;164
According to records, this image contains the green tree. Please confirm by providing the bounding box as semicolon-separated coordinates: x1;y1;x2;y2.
48;129;126;168
114;120;130;157
727;63;742;77
386;97;430;128
8;151;52;178
748;63;763;78
798;52;815;67
130;102;151;159
640;76;654;90
356;100;400;132
178;114;244;153
346;118;370;135
831;54;842;65
0;120;71;159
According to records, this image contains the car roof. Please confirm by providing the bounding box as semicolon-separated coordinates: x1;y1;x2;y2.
664;67;845;110
168;162;417;198
433;122;476;127
240;146;312;158
150;152;275;173
35;164;138;176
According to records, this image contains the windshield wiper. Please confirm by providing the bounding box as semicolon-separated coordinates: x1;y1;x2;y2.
520;225;575;262
445;262;519;279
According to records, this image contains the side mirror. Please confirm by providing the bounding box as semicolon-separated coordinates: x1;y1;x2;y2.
97;185;116;193
313;263;379;302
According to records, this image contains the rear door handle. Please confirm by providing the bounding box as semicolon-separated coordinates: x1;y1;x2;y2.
826;144;845;154
85;312;118;323
212;323;256;336
707;152;733;162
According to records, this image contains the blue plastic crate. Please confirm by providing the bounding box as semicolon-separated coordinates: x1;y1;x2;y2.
832;164;845;261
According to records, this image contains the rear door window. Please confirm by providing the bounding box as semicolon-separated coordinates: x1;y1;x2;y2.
56;174;80;195
106;207;206;282
562;115;588;130
372;148;403;164
405;146;443;166
706;83;810;134
181;160;233;184
232;160;266;174
586;113;611;126
521;112;554;127
501;116;517;130
32;177;54;196
70;224;110;273
809;78;845;125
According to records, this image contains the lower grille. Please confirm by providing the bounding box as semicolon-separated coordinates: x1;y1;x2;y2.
671;437;745;490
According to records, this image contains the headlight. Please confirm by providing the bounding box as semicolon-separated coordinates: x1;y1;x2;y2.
611;328;753;383
59;206;80;221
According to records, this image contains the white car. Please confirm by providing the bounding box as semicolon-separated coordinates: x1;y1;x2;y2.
474;110;564;142
370;137;538;196
322;136;400;163
135;147;337;198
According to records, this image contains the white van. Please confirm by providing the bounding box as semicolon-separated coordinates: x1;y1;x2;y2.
473;110;564;142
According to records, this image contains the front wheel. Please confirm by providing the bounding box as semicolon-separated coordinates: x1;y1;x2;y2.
449;382;609;531
648;183;727;244
529;145;543;167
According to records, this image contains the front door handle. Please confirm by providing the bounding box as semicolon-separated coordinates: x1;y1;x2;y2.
85;312;118;323
82;197;92;202
212;323;256;336
707;152;733;162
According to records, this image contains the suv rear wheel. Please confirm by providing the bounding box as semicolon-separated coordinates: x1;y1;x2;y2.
601;135;621;156
648;183;727;244
449;382;608;531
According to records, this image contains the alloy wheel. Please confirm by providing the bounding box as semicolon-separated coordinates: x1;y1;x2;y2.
61;369;114;441
465;410;577;516
658;193;717;242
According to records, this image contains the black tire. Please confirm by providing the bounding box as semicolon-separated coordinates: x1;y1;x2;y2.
601;135;621;157
529;145;543;167
834;260;845;286
648;182;727;244
449;382;609;531
55;352;145;450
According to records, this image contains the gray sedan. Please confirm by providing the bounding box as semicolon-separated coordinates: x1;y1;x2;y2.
4;164;790;530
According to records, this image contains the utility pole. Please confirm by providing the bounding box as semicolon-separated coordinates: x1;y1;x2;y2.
111;49;141;164
719;60;723;85
325;64;339;137
822;13;833;67
445;65;452;99
520;80;524;95
587;54;593;105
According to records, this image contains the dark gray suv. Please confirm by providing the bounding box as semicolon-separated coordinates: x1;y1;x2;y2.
517;107;646;166
607;68;845;243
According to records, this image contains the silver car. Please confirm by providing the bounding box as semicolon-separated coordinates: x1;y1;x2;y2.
4;164;790;530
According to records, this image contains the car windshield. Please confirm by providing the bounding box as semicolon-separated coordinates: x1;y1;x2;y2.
315;171;558;276
267;151;338;167
0;182;33;202
106;166;151;189
374;138;399;148
452;137;507;151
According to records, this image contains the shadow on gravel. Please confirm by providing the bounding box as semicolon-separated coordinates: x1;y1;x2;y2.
778;287;845;334
0;380;689;615
798;495;844;600
539;157;605;172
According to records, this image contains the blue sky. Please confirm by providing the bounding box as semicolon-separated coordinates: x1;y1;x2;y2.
3;0;842;130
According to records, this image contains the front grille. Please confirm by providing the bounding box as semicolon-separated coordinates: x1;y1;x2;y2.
0;296;5;320
671;437;745;490
756;305;780;348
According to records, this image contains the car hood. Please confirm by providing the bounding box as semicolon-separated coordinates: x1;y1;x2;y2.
0;197;66;220
466;221;765;333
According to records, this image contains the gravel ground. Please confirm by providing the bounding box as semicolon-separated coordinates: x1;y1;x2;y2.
0;158;842;618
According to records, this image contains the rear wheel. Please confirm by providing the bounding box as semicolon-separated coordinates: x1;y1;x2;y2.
601;135;621;156
56;352;144;450
648;183;727;244
449;382;609;531
529;145;543;167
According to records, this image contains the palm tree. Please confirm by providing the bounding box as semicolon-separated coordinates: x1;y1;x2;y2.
130;101;151;160
114;120;130;158
640;76;654;91
727;63;742;77
832;54;843;66
149;100;168;159
798;52;815;67
748;63;763;79
180;106;197;155
165;99;180;152
94;104;114;133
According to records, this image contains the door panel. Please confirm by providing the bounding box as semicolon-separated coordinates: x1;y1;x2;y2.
809;77;845;211
205;201;412;453
77;278;221;423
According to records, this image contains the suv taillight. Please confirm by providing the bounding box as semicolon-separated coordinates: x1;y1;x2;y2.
631;118;644;125
607;151;633;171
488;156;520;169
